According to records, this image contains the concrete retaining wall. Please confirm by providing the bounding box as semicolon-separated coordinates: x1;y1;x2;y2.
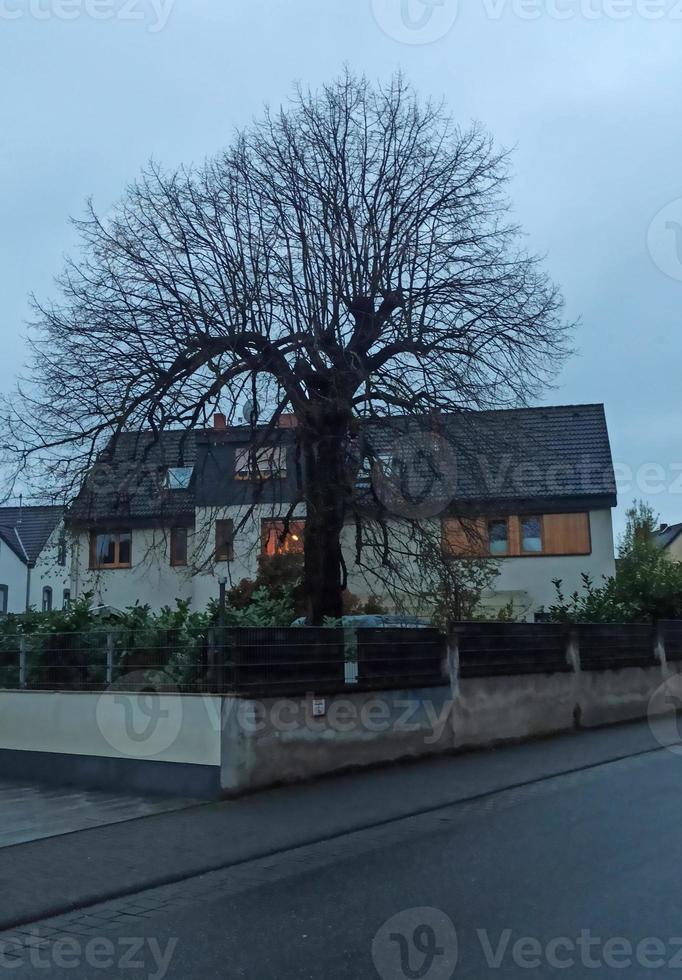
0;659;680;798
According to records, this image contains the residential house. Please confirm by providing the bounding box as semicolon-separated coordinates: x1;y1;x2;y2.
652;523;682;559
0;506;70;613
63;404;617;621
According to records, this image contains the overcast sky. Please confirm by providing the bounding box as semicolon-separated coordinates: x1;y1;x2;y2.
1;0;681;534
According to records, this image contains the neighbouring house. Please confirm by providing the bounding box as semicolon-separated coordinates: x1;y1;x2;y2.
652;522;682;559
61;403;617;621
0;506;70;614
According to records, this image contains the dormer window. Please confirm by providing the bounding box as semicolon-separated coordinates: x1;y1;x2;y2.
165;467;194;490
234;446;286;481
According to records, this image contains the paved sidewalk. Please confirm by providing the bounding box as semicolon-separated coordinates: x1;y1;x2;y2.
0;780;196;848
0;719;674;931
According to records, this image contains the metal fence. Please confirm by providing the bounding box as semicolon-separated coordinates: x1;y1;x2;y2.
0;626;449;696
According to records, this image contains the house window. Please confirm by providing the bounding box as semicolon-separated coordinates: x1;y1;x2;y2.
166;467;194;490
171;527;189;566
215;520;235;562
90;531;132;569
63;589;71;609
487;519;509;556
262;520;305;557
42;587;53;613
57;533;67;566
234;446;287;480
521;516;544;554
0;585;7;614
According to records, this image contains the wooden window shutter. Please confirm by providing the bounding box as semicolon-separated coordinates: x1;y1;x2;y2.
543;513;591;555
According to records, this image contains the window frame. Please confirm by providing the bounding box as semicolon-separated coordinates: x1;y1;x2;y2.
165;466;194;491
487;517;510;557
234;445;287;481
89;530;133;569
215;519;235;562
42;587;53;613
170;526;189;567
0;585;8;615
261;519;306;557
520;515;545;555
62;589;71;610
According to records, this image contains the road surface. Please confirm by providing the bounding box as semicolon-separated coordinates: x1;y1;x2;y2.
2;724;682;978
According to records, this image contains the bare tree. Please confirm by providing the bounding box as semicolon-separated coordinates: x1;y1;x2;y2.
2;71;571;622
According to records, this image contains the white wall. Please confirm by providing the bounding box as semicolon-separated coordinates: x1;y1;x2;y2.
486;509;616;620
29;523;72;612
67;507;616;620
0;539;29;614
0;690;222;765
71;527;193;612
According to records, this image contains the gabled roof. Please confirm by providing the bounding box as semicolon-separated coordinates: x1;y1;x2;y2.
66;403;616;525
0;506;62;565
67;430;197;525
365;404;616;506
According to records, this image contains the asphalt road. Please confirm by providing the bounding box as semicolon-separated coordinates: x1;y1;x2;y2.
5;730;682;978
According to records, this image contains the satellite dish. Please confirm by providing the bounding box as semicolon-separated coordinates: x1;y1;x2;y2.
242;399;260;425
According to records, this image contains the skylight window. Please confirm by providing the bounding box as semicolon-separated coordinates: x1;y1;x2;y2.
166;467;194;490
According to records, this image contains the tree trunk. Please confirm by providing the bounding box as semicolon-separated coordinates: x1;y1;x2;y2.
301;411;352;625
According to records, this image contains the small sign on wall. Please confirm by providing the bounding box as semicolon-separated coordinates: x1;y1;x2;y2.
311;698;327;718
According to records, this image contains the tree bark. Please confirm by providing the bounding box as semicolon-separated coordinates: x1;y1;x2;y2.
300;409;352;624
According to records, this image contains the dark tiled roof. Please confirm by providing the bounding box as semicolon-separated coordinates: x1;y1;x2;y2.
67;405;616;526
653;523;682;550
67;431;197;525
364;404;616;506
0;506;62;564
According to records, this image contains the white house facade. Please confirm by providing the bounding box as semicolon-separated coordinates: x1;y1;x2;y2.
0;506;71;614
61;404;618;622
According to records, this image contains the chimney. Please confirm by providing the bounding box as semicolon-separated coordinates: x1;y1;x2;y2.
277;413;298;428
213;412;227;430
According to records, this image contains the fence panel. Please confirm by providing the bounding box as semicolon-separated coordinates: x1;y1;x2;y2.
575;623;657;671
356;628;447;689
223;627;347;694
660;621;682;662
457;622;571;678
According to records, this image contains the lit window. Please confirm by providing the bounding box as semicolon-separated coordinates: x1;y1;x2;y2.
234;446;286;480
42;587;53;613
171;527;189;566
488;519;509;556
262;520;305;557
166;467;194;490
215;520;234;562
90;531;132;569
521;516;543;554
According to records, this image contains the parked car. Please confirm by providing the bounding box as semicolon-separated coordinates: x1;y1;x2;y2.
290;614;431;628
